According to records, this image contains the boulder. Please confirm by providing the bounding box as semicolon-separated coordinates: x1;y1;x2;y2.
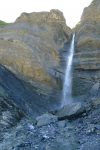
56;102;85;120
36;113;57;127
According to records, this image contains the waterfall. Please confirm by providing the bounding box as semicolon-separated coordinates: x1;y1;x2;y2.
62;34;75;107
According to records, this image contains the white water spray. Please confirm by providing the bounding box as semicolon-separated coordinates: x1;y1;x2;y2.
62;34;75;106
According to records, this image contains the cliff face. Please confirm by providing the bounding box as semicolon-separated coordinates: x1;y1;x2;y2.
74;0;100;96
1;3;100;150
0;10;71;117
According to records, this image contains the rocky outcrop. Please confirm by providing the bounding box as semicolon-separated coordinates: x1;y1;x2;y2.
0;10;72;117
73;0;100;96
16;9;71;35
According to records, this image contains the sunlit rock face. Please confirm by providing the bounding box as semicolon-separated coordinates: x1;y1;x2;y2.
0;10;71;116
74;0;100;96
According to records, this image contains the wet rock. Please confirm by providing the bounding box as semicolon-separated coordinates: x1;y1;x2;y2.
56;102;85;120
36;113;57;127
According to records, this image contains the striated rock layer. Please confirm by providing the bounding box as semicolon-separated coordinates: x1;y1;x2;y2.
74;0;100;96
0;10;71;117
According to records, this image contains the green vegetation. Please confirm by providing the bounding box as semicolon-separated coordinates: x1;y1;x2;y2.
0;20;10;27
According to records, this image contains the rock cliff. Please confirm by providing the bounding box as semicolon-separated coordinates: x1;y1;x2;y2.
0;10;71;117
73;0;100;96
0;1;100;150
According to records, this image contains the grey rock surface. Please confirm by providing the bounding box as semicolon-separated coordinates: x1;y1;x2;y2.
0;98;100;150
56;102;84;119
36;113;57;127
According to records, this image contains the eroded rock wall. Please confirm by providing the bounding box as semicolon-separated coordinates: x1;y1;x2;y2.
0;10;72;117
73;0;100;96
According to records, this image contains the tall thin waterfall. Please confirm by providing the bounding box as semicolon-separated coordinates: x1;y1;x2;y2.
62;34;75;106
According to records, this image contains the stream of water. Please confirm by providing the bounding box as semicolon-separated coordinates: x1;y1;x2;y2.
62;34;75;106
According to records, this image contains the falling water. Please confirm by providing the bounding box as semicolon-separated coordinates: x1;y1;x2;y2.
62;34;75;106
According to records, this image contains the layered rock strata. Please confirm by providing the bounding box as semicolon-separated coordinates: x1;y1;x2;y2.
73;0;100;96
0;10;71;117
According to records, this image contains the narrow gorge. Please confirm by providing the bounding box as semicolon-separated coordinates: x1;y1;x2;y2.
0;0;100;149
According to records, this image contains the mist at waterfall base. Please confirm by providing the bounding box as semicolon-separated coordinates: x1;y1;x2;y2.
62;34;75;107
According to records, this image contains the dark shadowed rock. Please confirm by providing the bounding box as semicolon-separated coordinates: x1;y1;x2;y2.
0;65;61;119
0;96;24;142
57;120;66;128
